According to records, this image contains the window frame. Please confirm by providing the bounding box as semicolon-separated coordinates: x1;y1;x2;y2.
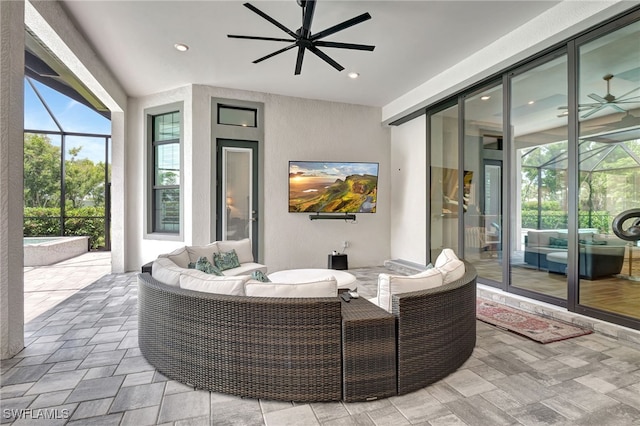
145;104;183;239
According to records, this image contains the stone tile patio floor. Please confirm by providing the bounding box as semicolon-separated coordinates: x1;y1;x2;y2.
1;254;640;425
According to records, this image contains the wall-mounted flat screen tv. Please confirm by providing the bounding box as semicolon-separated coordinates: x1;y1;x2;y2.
289;161;379;213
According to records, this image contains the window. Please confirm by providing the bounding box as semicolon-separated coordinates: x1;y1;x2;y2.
217;105;257;127
151;111;180;233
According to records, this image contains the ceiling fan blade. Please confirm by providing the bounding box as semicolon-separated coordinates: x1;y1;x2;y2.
616;86;640;101
588;93;607;103
608;104;626;113
300;0;316;38
314;41;375;51
228;35;295;43
253;43;297;64
581;104;606;119
614;95;640;103
311;12;371;41
294;46;306;75
243;3;298;39
308;46;344;72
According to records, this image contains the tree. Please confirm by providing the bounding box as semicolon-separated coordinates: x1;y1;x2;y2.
65;147;105;208
24;133;60;207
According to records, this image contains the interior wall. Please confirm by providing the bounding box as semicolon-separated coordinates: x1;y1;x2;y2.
127;85;391;272
389;116;426;264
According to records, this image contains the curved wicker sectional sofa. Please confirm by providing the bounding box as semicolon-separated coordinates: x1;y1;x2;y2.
137;262;477;402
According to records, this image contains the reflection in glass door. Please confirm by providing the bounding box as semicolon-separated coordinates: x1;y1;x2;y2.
577;19;640;321
430;104;459;260
216;140;259;258
463;84;503;284
509;54;569;301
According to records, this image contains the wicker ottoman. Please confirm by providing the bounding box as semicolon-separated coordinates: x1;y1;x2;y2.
341;297;396;402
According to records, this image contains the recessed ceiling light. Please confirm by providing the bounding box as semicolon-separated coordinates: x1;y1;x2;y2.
528;100;535;105
174;43;189;52
347;72;360;79
480;95;491;101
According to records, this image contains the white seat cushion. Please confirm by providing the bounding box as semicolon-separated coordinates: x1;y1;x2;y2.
217;238;254;264
222;262;267;276
245;278;337;298
179;269;249;296
375;268;443;312
152;257;184;287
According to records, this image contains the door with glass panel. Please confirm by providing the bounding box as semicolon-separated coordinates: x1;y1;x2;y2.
216;139;258;259
509;53;569;302
576;18;640;321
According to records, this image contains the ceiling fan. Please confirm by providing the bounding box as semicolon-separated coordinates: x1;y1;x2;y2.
227;0;375;75
558;74;640;118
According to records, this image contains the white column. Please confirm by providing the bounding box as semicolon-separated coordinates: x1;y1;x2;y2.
110;111;126;273
0;0;25;359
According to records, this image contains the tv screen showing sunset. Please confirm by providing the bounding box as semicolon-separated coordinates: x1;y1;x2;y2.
289;161;379;213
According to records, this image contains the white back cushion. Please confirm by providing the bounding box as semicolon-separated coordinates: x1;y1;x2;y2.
438;259;465;284
245;278;337;298
179;269;249;296
435;248;459;268
434;248;466;284
186;242;219;264
376;268;443;312
217;238;254;264
158;246;190;268
152;257;184;287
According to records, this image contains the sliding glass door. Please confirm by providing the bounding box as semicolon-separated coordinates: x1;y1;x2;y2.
463;85;504;284
576;18;640;321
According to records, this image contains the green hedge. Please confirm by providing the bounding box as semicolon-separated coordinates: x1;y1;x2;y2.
521;209;611;233
24;206;106;249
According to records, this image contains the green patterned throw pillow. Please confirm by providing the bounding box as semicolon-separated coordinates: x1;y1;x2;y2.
195;256;224;276
251;270;271;282
213;249;241;271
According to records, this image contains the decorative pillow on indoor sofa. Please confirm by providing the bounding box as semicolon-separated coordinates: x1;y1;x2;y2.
373;268;443;312
217;238;254;264
194;257;224;276
179;269;249;296
434;248;466;284
213;249;242;271
251;270;271;282
245;278;337;298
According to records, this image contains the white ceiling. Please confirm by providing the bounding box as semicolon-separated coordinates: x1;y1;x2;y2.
59;0;560;108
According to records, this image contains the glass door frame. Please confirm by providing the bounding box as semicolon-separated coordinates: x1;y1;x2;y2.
570;9;640;328
215;139;259;260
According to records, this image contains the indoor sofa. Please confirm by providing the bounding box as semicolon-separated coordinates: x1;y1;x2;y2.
524;229;626;279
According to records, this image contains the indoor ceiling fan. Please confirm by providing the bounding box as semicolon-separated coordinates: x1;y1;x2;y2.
227;0;375;75
558;74;640;118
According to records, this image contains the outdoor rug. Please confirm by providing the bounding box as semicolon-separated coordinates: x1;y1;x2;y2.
476;299;593;344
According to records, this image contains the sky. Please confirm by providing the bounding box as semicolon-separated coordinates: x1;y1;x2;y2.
24;78;111;164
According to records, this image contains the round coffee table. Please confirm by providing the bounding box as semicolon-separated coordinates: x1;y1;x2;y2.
268;268;357;291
